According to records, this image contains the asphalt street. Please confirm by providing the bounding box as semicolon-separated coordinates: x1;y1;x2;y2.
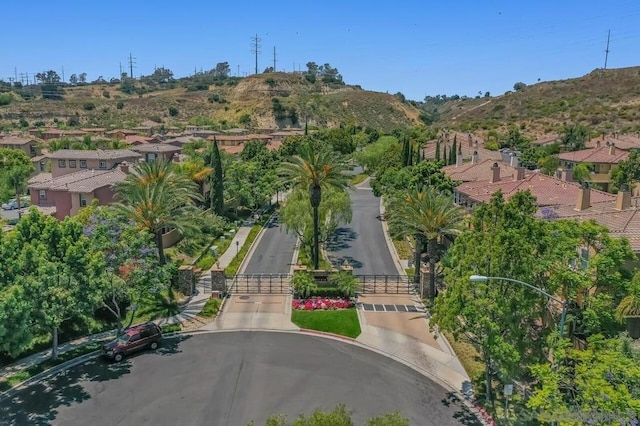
242;216;297;274
0;332;478;426
326;180;399;275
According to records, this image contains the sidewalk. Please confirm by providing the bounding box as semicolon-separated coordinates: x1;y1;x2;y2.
0;221;256;383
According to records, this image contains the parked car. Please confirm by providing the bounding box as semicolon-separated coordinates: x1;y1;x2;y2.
1;198;29;210
102;322;163;362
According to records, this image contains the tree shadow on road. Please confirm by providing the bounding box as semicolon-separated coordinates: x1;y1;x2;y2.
325;227;357;251
0;335;191;425
441;391;484;425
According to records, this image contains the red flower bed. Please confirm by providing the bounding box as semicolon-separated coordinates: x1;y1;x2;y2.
292;297;354;310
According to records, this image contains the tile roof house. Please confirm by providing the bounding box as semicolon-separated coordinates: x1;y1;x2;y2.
130;144;181;162
0;135;41;158
28;163;130;220
585;134;640;151
557;142;629;192
46;149;142;178
206;134;274;155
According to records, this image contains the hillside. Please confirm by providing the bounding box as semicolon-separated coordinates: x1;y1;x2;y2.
434;66;640;137
0;72;420;132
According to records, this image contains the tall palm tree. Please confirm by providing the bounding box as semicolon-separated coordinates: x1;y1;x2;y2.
387;186;465;304
278;142;349;269
113;160;202;264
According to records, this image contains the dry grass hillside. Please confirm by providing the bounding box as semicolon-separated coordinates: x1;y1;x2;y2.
0;72;420;132
436;66;640;137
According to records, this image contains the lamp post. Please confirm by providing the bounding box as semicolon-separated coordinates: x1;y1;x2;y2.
469;275;567;340
236;240;239;256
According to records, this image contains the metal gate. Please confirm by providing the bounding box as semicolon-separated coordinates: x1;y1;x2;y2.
229;274;292;294
356;275;415;294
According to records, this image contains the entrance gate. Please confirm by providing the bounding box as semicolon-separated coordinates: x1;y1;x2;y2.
356;275;415;294
229;274;292;294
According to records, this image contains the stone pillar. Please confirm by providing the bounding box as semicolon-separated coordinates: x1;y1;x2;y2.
177;265;195;296
419;266;430;299
293;264;308;273
209;263;227;293
341;264;353;275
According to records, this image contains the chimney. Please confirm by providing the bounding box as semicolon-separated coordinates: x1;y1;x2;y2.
514;166;526;181
119;161;129;174
468;132;473;147
609;142;616;155
596;140;601;148
471;150;479;165
456;146;463;167
575;182;591;211
509;153;519;168
561;168;573;182
615;184;632;211
474;140;479;150
490;162;500;183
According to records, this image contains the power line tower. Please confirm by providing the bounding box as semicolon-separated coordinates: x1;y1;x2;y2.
604;30;611;69
128;53;137;79
273;46;277;71
250;34;261;74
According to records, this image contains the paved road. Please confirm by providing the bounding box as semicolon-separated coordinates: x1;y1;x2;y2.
1;332;478;426
242;216;297;274
327;180;398;275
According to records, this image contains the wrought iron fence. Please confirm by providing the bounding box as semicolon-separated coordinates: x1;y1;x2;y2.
229;274;292;294
355;275;415;294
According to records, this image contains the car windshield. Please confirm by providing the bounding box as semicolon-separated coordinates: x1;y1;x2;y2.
117;335;130;344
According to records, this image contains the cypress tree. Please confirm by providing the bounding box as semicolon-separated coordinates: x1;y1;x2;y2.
450;140;457;165
210;137;224;215
407;141;413;166
401;136;409;166
443;145;448;165
435;140;441;161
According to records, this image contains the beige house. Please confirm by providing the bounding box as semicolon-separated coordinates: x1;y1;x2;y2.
557;142;629;192
46;149;142;178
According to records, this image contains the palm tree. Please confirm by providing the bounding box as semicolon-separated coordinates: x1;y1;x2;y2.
278;142;349;269
387;186;465;304
113;160;202;264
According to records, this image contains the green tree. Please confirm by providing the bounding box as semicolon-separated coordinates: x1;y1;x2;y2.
278;142;350;269
0;148;35;214
292;271;318;298
572;162;592;184
561;124;589;152
611;150;640;191
205;138;225;215
386;186;465;299
527;335;640;424
113;160;202;264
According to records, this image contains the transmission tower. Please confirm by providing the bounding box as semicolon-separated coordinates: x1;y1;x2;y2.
604;30;611;69
273;46;277;71
128;53;137;79
250;34;261;74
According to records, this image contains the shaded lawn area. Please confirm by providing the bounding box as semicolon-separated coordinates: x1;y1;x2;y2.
291;309;361;339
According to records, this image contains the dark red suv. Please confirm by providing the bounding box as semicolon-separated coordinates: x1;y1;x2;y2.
102;322;163;362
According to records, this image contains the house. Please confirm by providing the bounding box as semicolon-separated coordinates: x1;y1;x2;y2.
206;134;273;155
46;149;142;178
80;128;107;136
451;161;616;209
106;129;138;139
585;133;640;151
0;135;41;158
130;144;181;162
28;163;131;220
124;135;160;145
163;136;199;149
422;132;502;163
557;142;629;192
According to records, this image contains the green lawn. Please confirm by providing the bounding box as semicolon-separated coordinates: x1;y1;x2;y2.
197;297;221;318
291;309;361;338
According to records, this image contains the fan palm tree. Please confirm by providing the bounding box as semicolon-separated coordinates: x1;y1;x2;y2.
278;142;349;269
113;160;202;264
387;186;465;304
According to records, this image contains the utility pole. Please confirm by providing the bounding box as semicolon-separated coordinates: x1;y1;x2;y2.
237;65;240;77
273;46;277;71
128;53;136;79
604;29;611;69
61;66;65;82
14;67;18;83
250;34;261;74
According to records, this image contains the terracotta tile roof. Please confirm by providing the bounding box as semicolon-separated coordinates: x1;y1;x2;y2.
164;136;198;146
457;171;616;207
270;130;306;136
531;134;559;146
586;135;640;151
124;135;155;145
131;144;181;153
545;198;640;252
207;134;271;142
141;120;162;127
266;140;283;151
557;144;629;164
28;168;126;192
81;128;106;132
106;129;138;136
442;159;531;182
218;145;244;155
46;149;142;160
28;173;53;185
0;136;39;145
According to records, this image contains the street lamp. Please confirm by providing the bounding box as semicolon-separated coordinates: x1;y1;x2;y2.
236;240;239;256
469;275;567;339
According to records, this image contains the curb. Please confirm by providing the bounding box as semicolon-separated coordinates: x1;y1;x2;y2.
378;196;407;276
237;212;276;275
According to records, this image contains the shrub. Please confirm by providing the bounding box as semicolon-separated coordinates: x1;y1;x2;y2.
197;253;215;270
329;271;359;297
102;90;110;98
293;272;318;298
82;102;95;111
168;106;179;117
0;93;12;106
116;101;125;110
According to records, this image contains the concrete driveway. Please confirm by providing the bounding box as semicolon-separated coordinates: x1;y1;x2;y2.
203;295;298;331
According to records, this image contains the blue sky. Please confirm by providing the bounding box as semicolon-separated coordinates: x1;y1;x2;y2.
2;1;639;101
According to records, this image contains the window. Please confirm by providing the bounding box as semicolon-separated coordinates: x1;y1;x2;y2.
79;193;88;207
39;190;46;200
69;160;77;168
99;160;107;169
29;145;37;156
129;334;140;343
58;159;66;168
39;161;45;172
80;160;87;168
